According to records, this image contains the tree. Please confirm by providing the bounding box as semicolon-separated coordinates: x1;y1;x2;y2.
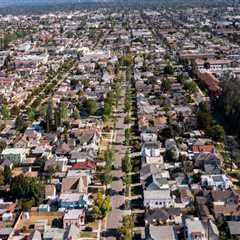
119;55;133;67
102;166;112;186
72;110;80;120
161;79;172;92
0;140;7;153
0;174;4;186
164;61;174;75
70;79;79;89
27;108;36;121
92;192;110;220
119;215;134;240
60;102;68;120
21;199;33;212
3;165;11;184
81;79;90;89
125;128;131;145
122;150;132;174
104;147;114;166
197;109;212;131
15;115;27;131
10;175;44;204
184;81;198;93
160;126;174;139
54;108;61;130
204;61;210;69
1;104;10;120
208;124;225;142
165;148;179;162
34;157;47;172
122;174;131;196
177;73;187;84
84;99;97;115
11;105;20;117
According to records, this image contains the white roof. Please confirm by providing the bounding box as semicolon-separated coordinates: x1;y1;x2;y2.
144;190;171;200
186;218;205;234
64;209;84;220
59;193;82;202
149;225;176;240
2;148;27;155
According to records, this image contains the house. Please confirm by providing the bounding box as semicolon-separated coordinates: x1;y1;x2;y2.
179;186;193;206
144;190;174;209
71;160;96;172
213;204;240;220
0;199;16;218
195;59;231;71
194;153;221;175
43;226;65;240
0;159;13;170
61;175;88;194
140;164;161;182
141;142;163;165
201;174;232;190
65;224;81;240
227;221;240;237
70;151;95;163
185;217;207;240
28;230;42;240
44;158;67;172
196;72;221;95
146;225;177;240
211;190;239;205
196;196;211;221
55;143;71;156
63;209;85;228
38;204;50;212
1;148;28;163
165;139;179;160
144;175;169;190
192;144;215;154
141;132;158;142
59;193;88;209
0;228;12;240
45;184;56;200
145;207;182;225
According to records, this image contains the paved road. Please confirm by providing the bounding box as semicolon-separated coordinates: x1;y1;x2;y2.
103;88;128;239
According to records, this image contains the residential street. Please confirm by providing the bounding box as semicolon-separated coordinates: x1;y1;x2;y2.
104;83;128;239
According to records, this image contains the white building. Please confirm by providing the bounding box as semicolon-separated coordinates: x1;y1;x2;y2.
201;174;232;190
185;217;207;240
1;148;28;163
144;190;174;209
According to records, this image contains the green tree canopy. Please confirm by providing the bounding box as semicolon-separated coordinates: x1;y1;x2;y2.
184;81;198;93
92;192;110;220
0;140;7;153
122;150;132;174
1;104;11;120
161;79;172;92
84;99;97;115
10;175;44;204
119;215;134;240
3;165;11;184
208;124;225;142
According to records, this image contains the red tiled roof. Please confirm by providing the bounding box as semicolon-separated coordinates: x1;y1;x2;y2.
71;160;96;170
192;144;214;153
197;72;221;93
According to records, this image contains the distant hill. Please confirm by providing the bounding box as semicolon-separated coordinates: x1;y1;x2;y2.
0;0;235;15
0;0;82;7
